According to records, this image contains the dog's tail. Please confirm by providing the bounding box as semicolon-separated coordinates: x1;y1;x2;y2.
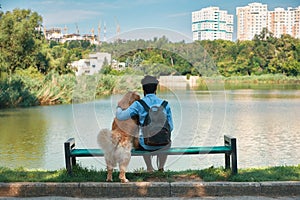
97;129;114;152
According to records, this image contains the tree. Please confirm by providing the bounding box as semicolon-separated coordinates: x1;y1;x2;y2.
271;34;298;75
252;28;276;73
0;9;44;77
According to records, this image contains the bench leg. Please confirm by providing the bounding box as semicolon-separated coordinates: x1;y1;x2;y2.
72;157;76;166
224;135;238;175
64;141;73;174
231;138;238;175
66;158;72;174
225;153;230;170
231;145;238;175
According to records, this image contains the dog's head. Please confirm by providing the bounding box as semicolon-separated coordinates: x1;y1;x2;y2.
118;91;140;109
114;91;140;137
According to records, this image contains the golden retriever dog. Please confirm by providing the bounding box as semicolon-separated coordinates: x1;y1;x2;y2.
98;91;140;183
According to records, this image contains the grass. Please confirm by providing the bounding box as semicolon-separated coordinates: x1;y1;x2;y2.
194;74;300;90
1;164;300;183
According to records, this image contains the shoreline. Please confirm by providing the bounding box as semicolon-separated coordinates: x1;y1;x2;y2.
1;74;299;109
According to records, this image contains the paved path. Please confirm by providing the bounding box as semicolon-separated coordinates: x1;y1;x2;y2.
1;197;300;200
1;181;300;199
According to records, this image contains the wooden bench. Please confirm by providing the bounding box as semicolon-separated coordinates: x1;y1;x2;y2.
64;135;237;175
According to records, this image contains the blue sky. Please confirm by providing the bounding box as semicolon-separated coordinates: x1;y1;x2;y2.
1;0;299;41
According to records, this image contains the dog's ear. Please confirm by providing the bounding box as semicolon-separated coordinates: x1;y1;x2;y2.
128;92;140;105
132;92;140;101
118;92;140;109
118;92;130;108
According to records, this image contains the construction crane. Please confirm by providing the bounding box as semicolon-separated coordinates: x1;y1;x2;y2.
114;16;121;40
103;21;107;42
98;21;101;44
64;25;68;35
91;27;95;41
75;23;79;35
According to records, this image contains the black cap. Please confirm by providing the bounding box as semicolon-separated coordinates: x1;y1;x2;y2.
141;75;159;86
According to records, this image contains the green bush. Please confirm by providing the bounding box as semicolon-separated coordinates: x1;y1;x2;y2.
0;77;38;108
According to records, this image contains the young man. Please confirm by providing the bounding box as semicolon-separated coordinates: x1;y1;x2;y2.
116;75;174;172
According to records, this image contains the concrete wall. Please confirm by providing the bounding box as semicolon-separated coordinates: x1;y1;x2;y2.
158;76;199;89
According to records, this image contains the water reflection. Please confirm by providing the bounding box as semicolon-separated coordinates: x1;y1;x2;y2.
0;107;47;169
226;89;300;100
224;90;300;168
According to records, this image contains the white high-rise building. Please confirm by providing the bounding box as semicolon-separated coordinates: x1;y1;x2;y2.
236;3;268;41
192;7;233;41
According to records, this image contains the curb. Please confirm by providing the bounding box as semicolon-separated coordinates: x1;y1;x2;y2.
1;181;300;198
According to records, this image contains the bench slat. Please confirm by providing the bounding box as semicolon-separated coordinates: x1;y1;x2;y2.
70;149;105;157
70;146;232;157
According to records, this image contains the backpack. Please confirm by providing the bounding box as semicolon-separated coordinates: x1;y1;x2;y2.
138;99;171;146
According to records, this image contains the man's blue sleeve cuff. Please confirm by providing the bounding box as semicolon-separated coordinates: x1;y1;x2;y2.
116;106;123;113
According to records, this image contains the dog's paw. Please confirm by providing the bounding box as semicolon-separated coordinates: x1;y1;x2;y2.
121;178;129;183
106;178;113;182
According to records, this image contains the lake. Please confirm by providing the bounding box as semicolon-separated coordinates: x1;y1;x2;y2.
1;86;300;171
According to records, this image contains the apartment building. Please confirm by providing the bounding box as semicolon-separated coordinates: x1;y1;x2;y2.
237;3;300;40
268;6;300;39
296;7;300;39
236;3;268;41
192;7;233;41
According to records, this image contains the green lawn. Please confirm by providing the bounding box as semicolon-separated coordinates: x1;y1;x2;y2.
1;164;300;182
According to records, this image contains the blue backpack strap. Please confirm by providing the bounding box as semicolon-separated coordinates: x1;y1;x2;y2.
161;100;168;108
137;99;150;112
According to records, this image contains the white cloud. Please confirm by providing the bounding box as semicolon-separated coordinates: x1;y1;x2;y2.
31;0;67;6
42;9;101;26
167;12;190;18
131;0;162;5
